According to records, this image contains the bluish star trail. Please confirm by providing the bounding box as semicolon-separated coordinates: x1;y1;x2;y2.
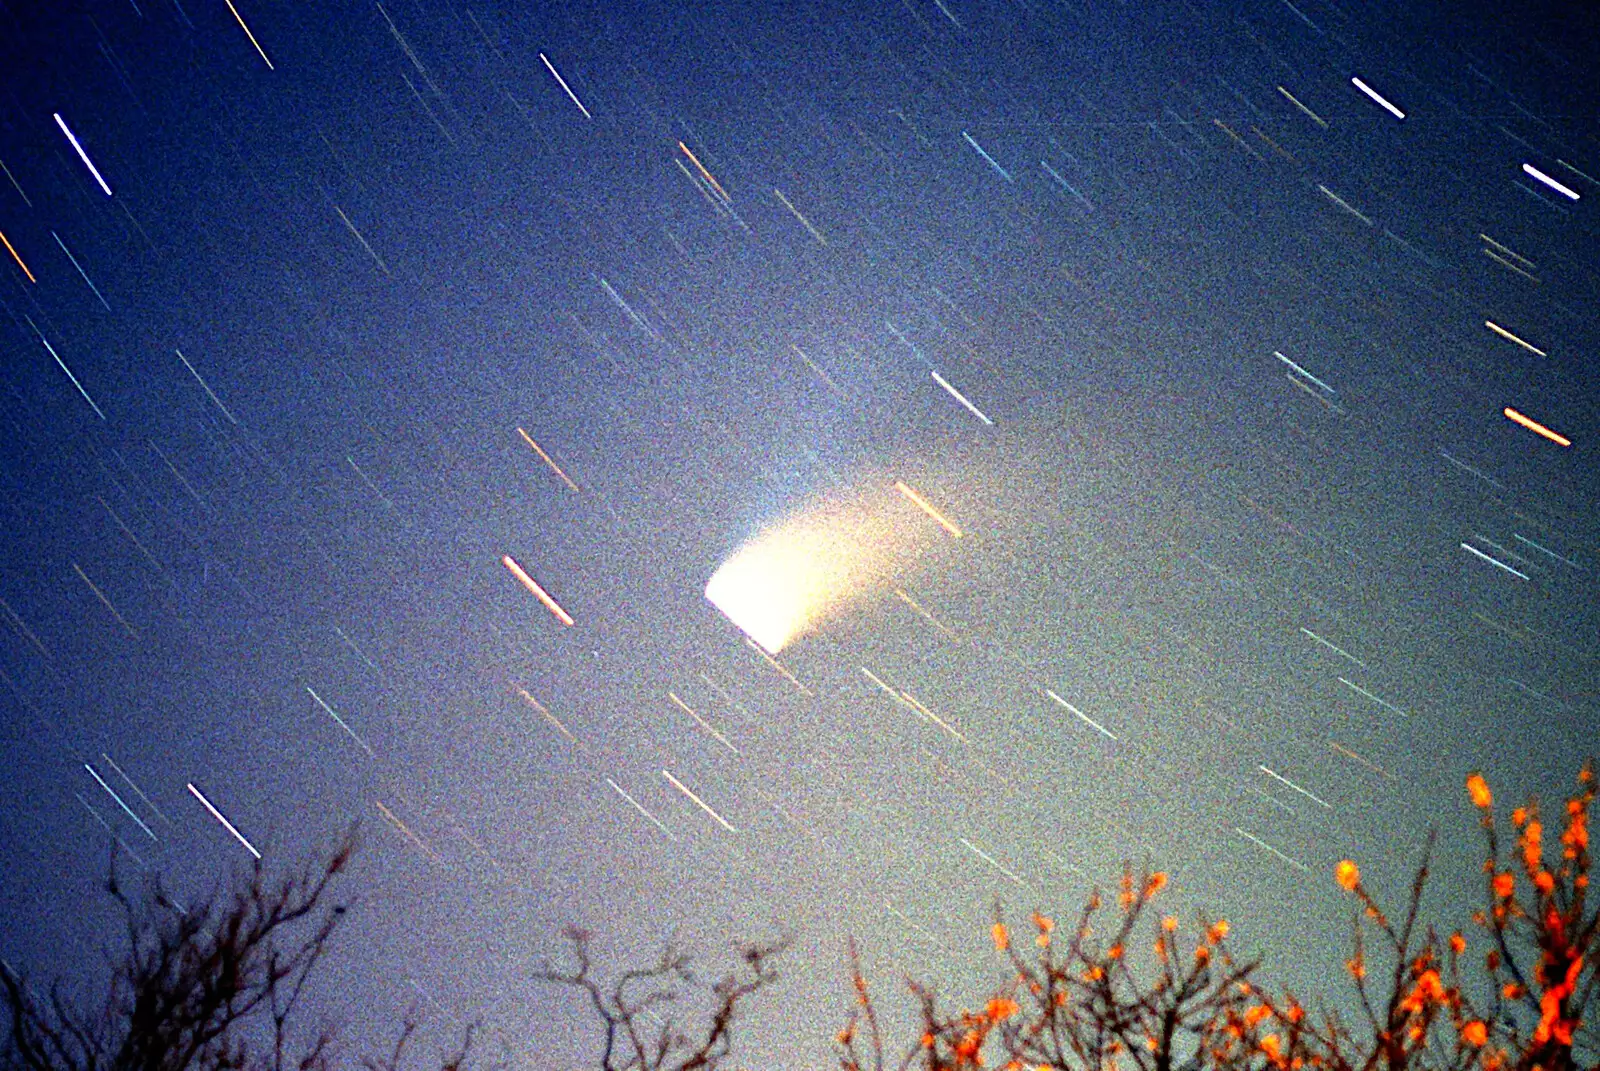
0;1;1595;1066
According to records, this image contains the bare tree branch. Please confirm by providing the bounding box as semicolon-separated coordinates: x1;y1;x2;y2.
537;925;786;1071
2;828;478;1071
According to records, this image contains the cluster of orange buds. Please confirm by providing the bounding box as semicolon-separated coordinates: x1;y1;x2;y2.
1468;773;1493;810
985;996;1020;1022
953;1028;983;1062
1190;917;1229;965
1032;912;1055;948
1259;1032;1287;1067
1397;967;1446;1014
1531;954;1583;1047
1476;767;1594;908
1560;797;1589;858
1518;811;1550;892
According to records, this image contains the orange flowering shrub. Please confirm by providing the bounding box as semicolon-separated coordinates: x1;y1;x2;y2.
836;761;1596;1071
986;997;1020;1022
1467;773;1493;809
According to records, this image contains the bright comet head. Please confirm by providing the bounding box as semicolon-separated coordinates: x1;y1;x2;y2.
705;490;927;653
704;538;823;654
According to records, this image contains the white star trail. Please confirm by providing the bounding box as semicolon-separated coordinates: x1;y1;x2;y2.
187;783;261;859
54;113;112;195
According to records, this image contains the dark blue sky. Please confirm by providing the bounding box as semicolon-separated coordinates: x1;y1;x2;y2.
1;0;1596;1065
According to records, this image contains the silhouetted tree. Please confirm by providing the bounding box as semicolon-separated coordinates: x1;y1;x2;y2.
534;925;787;1070
1;831;786;1071
6;763;1592;1071
0;832;489;1071
2;834;365;1071
836;761;1596;1071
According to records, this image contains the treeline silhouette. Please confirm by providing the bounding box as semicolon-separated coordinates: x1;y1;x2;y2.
3;764;1592;1071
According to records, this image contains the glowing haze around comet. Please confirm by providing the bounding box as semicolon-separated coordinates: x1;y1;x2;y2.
704;483;949;653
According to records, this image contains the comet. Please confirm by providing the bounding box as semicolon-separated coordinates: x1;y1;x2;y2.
705;480;952;653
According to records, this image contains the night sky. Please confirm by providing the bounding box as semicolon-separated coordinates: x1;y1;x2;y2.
1;0;1597;1066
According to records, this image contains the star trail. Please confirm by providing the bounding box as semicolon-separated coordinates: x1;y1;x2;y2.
0;0;1596;1067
